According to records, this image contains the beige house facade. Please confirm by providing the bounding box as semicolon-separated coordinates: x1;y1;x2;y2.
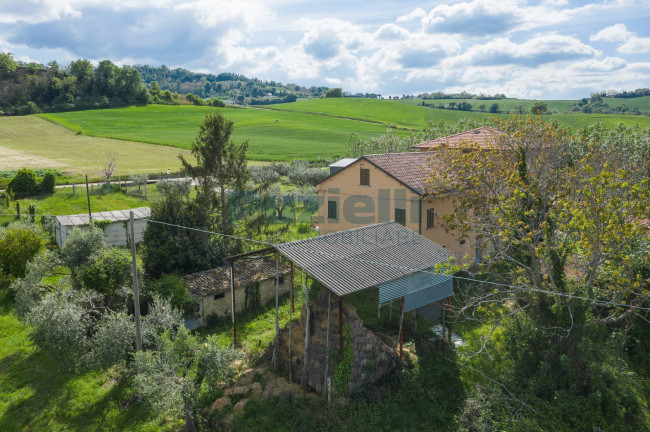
317;153;476;262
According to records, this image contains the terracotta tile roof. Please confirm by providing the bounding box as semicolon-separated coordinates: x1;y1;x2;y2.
182;258;290;298
364;152;442;194
412;126;505;150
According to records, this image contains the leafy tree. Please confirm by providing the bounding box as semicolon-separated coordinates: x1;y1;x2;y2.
287;163;328;187
489;103;499;113
0;52;18;77
143;274;195;314
10;248;61;317
0;224;45;279
269;184;292;218
325;88;342;98
531;102;547;115
78;247;133;296
132;327;238;431
141;186;218;278
179;112;248;232
88;311;135;368
7;168;38;198
60;226;107;277
39;171;56;194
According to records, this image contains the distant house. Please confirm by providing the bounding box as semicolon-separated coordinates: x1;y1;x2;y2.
55;207;150;248
411;126;504;151
182;258;291;328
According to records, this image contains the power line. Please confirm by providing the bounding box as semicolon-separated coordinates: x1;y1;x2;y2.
3;211;649;312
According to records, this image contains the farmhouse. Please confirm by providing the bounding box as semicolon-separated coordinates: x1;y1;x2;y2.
55;207;150;248
182;258;291;328
318;152;477;261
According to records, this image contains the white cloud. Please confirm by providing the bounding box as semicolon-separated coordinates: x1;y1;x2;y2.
396;7;426;22
591;23;650;54
324;77;341;85
618;37;650;54
590;23;631;42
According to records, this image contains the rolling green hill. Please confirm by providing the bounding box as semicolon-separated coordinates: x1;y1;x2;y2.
35;100;650;165
38;105;407;161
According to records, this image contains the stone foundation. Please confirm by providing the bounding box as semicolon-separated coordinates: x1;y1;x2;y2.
275;288;396;394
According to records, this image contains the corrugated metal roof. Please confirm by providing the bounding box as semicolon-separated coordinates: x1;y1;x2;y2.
276;221;455;297
56;207;151;226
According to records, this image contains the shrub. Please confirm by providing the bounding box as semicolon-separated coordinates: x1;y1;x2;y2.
143;274;195;314
38;171;56;194
78;247;133;295
27;290;89;367
7;168;37;199
0;224;45;279
88;311;135;368
60;225;107;272
10;249;61;317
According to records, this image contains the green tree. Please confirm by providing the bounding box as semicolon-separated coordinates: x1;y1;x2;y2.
179;112;248;232
132;328;238;431
7;168;38;199
78;247;133;296
489;103;499;113
325;88;342;98
141;186;218;278
0;224;45;279
60;226;107;278
0;52;18;77
531;101;547;115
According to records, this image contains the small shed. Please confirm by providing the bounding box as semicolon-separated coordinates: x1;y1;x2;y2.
182;258;291;329
55;207;151;248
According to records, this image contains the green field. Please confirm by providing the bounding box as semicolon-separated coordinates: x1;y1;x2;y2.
0;116;193;177
38;105;408;161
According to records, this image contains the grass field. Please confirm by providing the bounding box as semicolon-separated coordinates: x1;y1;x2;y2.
0;116;193;177
38;105;408;161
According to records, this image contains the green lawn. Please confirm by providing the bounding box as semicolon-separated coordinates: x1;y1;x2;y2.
0;290;177;432
38;105;408;162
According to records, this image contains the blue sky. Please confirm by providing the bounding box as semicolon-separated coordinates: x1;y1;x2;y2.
1;0;649;99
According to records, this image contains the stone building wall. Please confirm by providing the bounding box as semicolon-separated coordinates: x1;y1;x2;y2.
202;277;291;319
275;288;396;395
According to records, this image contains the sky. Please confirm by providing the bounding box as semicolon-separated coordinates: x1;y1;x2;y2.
1;0;649;99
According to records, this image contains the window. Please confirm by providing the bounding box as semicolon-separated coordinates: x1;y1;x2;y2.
395;208;406;226
426;208;435;229
278;275;285;284
214;292;225;300
328;201;338;220
360;168;370;186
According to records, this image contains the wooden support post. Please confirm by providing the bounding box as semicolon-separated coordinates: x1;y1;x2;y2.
272;252;280;369
398;298;405;359
324;290;331;397
287;265;293;380
302;273;310;386
441;298;447;342
230;261;236;346
338;295;344;363
447;297;453;345
129;212;142;351
290;262;295;313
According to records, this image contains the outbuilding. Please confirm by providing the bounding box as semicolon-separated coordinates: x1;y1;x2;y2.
55;207;151;248
182;258;291;329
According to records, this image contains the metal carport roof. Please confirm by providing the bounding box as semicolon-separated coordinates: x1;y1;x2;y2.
275;221;455;297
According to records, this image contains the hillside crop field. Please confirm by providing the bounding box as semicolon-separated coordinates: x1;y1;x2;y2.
0;116;193;177
39;104;408;161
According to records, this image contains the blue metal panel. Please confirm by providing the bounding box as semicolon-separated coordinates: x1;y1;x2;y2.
379;277;407;303
379;270;453;306
404;277;453;312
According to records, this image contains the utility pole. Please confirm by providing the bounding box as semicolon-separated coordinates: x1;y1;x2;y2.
130;211;143;351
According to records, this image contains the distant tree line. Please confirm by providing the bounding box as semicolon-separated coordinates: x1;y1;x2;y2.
0;53;149;115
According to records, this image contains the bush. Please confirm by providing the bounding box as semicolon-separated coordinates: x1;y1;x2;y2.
10;249;61;317
27;290;89;367
0;224;45;279
60;225;107;273
39;171;56;194
78;247;133;295
88;311;135;368
143;274;195;314
7;168;37;199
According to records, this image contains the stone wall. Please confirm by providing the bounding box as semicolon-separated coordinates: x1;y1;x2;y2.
275;288;396;395
202;277;291;320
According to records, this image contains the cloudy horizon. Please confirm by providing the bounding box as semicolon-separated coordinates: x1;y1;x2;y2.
1;0;649;99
